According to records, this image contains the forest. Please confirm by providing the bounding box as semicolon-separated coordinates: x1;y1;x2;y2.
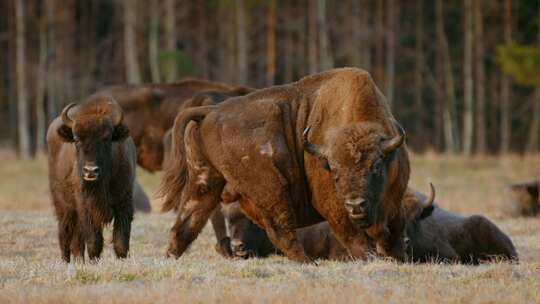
1;0;539;158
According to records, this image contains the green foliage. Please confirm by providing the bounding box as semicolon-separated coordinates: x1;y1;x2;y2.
496;43;540;86
159;50;200;78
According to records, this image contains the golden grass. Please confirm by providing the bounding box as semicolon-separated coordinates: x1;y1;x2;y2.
0;151;539;303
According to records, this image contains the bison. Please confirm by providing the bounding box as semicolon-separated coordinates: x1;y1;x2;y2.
133;180;151;213
100;80;252;172
160;68;410;262
403;184;518;264
505;181;539;217
47;95;136;262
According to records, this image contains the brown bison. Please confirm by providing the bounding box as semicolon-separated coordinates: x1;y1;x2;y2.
505;181;539;217
47;95;136;262
403;185;518;264
160;68;410;262
100;80;252;172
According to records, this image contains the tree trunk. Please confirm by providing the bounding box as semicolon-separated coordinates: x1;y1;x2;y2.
283;2;294;83
474;0;487;154
436;0;459;153
463;0;474;156
317;0;333;71
414;0;424;147
35;1;47;154
500;0;512;153
308;0;318;74
15;0;32;159
385;0;397;108
164;0;177;82
374;0;384;85
46;0;57;123
148;0;161;83
236;0;248;84
123;0;142;84
350;0;361;67
526;23;540;153
265;0;276;86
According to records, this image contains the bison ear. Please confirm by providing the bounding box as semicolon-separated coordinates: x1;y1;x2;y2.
419;205;434;220
57;125;75;142
112;124;130;142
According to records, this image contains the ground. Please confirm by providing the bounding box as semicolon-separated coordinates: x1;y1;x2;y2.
0;151;539;303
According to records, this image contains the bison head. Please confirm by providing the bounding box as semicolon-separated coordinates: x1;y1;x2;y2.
222;202;273;258
304;121;405;228
402;184;436;256
57;98;130;183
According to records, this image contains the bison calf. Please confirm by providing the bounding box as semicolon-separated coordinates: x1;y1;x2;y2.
403;185;518;264
47;95;136;262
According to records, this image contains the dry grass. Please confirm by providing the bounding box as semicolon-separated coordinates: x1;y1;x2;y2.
0;151;539;303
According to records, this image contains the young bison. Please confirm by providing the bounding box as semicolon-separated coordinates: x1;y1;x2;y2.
505;181;539;217
403;184;518;264
47;95;136;262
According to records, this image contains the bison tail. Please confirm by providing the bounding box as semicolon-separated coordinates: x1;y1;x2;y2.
158;105;216;212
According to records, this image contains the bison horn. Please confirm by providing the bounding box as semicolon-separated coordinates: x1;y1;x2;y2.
303;126;325;158
382;120;406;155
108;97;123;126
61;103;77;128
424;183;436;208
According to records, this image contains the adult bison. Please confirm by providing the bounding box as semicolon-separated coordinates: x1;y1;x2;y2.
403;185;518;264
505;181;539;217
100;79;252;172
160;68;410;262
47;95;136;262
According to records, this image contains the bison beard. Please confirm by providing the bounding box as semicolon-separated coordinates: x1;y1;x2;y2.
159;68;410;262
47;96;136;262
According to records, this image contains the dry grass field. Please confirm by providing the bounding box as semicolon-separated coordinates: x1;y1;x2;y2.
0;150;539;303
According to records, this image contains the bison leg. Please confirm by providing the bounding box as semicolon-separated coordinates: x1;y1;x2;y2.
69;216;85;262
83;217;104;261
210;206;233;258
112;202;134;259
167;186;223;258
57;210;77;263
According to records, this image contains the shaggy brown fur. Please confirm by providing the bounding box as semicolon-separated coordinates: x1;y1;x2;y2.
99;80;253;172
403;187;518;264
47;95;136;262
505;181;539;217
160;68;410;262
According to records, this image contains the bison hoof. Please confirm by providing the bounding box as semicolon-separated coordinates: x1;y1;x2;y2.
215;237;233;258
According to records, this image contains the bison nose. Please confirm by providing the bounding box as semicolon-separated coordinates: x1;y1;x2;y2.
345;198;368;218
231;240;247;257
83;165;100;181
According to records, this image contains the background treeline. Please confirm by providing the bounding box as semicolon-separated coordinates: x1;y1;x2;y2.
1;0;539;159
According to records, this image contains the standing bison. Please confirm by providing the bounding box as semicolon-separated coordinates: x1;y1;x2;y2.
160;68;410;262
47;95;136;262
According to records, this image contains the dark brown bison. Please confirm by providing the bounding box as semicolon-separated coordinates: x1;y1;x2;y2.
47;95;136;262
221;202;348;260
133;180;151;213
100;80;252;172
160;68;410;262
505;181;539;217
403;185;518;264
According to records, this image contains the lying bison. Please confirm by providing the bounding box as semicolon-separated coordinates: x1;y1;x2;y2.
505;181;539;217
403;185;518;264
160;68;410;262
100;79;252;172
47;95;136;262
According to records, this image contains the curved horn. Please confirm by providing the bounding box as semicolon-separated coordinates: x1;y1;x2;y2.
303;126;325;158
108;98;123;126
424;183;436;208
61;103;77;128
382;120;406;155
